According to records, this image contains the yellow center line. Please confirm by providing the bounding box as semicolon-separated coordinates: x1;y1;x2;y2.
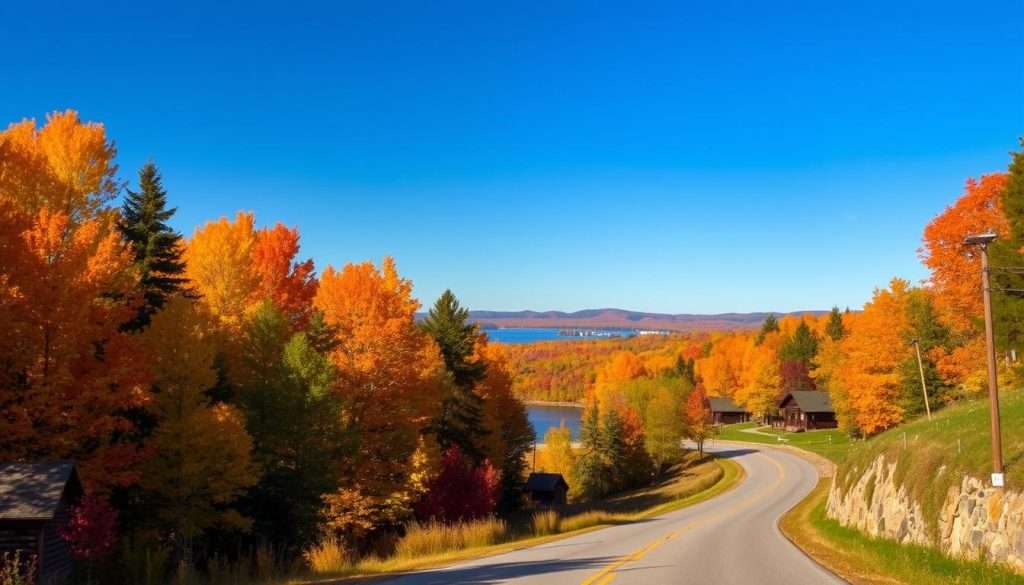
577;451;788;585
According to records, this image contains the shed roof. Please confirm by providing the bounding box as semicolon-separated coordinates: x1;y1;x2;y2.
779;391;834;413
706;396;748;414
0;461;80;521
524;472;569;493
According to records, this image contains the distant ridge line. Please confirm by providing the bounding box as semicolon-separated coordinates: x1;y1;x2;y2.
424;308;829;332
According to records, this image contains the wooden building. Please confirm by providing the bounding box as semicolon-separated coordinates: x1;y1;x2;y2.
777;391;837;431
523;472;569;507
0;461;82;584
705;397;751;425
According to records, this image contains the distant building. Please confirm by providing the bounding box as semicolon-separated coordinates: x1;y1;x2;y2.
523;473;569;507
0;461;82;584
776;391;837;431
705;396;751;425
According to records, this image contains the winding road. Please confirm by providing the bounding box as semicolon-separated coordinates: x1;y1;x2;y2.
378;443;844;585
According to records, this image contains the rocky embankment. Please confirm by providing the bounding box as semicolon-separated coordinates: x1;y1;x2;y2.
827;453;1024;572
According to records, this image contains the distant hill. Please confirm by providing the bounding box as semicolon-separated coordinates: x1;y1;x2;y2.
446;308;829;332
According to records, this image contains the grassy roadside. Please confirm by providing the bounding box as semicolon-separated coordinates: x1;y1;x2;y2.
716;398;1024;585
300;456;743;584
715;422;855;463
780;479;1024;585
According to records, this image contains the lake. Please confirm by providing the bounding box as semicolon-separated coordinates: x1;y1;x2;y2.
527;403;583;442
484;327;636;344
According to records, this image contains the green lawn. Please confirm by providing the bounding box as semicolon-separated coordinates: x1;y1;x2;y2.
714;421;854;463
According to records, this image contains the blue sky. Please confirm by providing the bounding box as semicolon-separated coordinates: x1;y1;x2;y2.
2;1;1021;313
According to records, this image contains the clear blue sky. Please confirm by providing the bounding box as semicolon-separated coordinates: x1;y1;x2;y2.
2;1;1021;313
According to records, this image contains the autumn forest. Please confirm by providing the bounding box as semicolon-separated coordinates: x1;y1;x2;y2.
1;110;1022;583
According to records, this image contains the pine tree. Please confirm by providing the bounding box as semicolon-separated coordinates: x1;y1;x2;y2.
572;403;612;499
899;291;950;416
601;409;627;491
119;162;187;329
421;290;488;464
779;320;820;365
755;314;780;345
991;142;1024;352
825;306;846;341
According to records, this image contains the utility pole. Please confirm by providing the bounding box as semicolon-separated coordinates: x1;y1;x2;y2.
910;338;932;421
964;232;1004;488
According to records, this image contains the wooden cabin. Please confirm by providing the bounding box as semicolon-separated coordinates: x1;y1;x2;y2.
777;391;837;431
0;461;82;584
705;396;751;425
523;473;569;507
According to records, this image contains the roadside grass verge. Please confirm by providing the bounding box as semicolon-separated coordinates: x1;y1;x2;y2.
715;422;854;463
780;479;1024;585
300;455;743;583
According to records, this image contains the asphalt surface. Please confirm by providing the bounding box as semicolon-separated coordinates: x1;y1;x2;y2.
378;443;845;585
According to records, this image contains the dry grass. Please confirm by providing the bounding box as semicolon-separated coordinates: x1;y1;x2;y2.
394;518;509;559
299;456;742;583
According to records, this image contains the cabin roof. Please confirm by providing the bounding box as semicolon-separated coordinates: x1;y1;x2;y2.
779;391;834;413
0;461;80;521
524;472;569;493
706;396;748;414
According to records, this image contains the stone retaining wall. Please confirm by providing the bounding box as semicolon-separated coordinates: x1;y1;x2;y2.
827;454;1023;573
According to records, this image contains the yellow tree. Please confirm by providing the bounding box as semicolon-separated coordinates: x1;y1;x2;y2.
314;257;445;542
0;110;119;223
0;111;145;490
138;297;258;546
184;212;260;327
593;351;647;416
735;332;781;419
834;279;912;434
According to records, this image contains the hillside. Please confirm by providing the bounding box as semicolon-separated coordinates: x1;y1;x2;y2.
461;308;828;332
830;390;1024;572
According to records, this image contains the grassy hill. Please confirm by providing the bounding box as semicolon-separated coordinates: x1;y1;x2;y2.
835;390;1024;540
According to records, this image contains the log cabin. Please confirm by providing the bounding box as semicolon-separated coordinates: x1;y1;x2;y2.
777;391;837;431
0;461;82;584
705;396;751;425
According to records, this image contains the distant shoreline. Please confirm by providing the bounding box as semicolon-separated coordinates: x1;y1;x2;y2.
522;400;584;408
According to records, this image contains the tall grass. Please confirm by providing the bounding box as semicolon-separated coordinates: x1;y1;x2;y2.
304;539;351;575
531;509;560;536
394;518;509;559
0;552;35;585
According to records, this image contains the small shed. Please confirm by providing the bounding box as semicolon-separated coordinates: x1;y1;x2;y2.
523;473;569;507
705;397;751;425
0;461;82;584
777;391;837;431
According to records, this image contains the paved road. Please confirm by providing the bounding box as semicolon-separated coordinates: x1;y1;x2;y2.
378;443;844;585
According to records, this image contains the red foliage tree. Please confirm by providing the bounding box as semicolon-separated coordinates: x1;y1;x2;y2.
415;446;500;523
779;360;815;392
61;495;118;561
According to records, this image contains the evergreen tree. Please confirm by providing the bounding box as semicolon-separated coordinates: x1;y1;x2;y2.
991;142;1024;353
118;162;187;329
899;291;951;415
779;320;820;365
673;356;697;386
825;306;846;341
573;404;612;499
755;314;780;345
600;409;627;491
421;290;488;464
